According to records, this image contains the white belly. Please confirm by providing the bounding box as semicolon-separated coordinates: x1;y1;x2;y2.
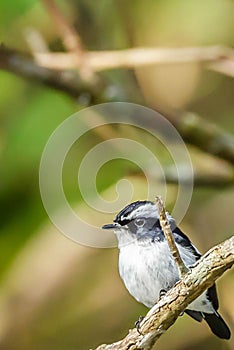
118;240;214;313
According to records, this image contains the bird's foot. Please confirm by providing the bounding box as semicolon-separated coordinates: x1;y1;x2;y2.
159;289;167;299
135;315;144;334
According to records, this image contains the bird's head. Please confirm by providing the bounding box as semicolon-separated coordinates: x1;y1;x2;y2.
102;200;175;246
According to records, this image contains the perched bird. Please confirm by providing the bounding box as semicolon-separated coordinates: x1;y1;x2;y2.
102;200;231;339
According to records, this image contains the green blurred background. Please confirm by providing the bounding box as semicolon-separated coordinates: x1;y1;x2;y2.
0;1;234;349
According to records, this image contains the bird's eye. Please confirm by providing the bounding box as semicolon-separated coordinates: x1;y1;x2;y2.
135;218;145;227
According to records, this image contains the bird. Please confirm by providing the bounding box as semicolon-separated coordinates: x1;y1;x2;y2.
102;200;231;339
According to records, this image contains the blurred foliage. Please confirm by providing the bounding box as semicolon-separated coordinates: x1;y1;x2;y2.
0;1;234;350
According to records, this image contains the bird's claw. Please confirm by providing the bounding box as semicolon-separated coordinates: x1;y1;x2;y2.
135;315;144;334
159;289;167;299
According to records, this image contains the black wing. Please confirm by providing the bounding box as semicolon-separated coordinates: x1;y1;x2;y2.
207;284;219;311
172;226;201;260
173;227;219;313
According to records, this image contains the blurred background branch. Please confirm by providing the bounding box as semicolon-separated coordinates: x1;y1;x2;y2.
41;0;84;55
41;0;96;81
1;44;234;174
33;46;234;77
174;112;234;165
0;44;105;103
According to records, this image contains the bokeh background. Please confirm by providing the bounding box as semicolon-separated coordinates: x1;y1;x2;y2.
0;1;234;349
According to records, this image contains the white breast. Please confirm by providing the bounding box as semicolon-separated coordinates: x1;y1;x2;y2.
118;239;214;313
118;240;178;307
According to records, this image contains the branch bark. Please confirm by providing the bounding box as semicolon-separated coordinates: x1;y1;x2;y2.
94;235;234;350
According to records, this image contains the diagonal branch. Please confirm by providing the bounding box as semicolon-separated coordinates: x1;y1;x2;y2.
0;44;105;103
41;0;84;56
174;112;234;166
41;0;95;80
155;196;188;277
94;235;234;350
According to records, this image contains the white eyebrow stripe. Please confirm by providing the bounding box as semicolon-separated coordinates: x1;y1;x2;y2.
122;203;158;221
119;203;176;228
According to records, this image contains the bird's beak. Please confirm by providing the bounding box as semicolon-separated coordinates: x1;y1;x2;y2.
102;223;119;230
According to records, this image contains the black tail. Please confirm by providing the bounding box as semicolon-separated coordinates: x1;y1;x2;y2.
204;312;231;339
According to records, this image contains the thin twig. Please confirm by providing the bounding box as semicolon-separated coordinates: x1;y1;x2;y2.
24;27;50;54
33;46;234;77
41;0;95;80
155;196;188;277
208;57;234;77
41;0;84;55
94;235;234;350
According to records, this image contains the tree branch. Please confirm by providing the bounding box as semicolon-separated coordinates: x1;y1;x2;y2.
94;235;234;350
41;0;84;56
33;46;234;78
175;112;234;166
1;45;234;167
0;45;105;104
41;0;95;81
128;168;234;188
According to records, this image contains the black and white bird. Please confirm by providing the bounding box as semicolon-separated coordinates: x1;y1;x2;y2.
102;200;231;339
